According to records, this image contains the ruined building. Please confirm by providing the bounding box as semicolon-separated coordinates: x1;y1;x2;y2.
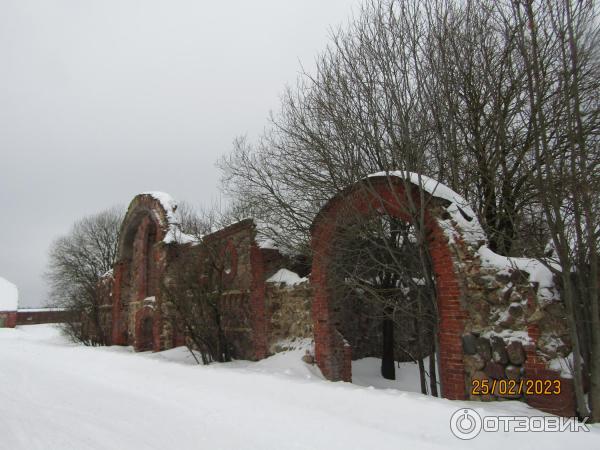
95;192;312;360
95;174;578;417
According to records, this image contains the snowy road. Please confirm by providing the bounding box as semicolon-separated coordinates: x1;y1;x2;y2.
1;325;599;450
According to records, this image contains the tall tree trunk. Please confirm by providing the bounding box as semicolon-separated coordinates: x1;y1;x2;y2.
429;343;438;397
518;0;592;419
418;357;427;395
414;315;427;394
381;317;396;380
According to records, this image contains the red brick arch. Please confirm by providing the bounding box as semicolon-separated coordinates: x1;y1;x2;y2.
310;176;468;400
117;194;171;261
112;193;172;346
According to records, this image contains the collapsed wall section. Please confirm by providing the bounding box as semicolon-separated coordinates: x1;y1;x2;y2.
265;274;313;353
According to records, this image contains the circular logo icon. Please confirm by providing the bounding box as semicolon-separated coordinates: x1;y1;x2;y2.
450;408;482;440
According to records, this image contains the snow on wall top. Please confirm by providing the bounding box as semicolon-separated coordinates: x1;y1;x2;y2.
258;237;278;250
141;191;198;245
0;276;19;311
163;227;198;245
266;269;307;286
367;171;486;246
367;172;558;305
477;246;558;304
141;191;179;224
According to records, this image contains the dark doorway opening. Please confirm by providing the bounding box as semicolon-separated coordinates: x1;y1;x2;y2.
329;214;439;395
138;315;154;352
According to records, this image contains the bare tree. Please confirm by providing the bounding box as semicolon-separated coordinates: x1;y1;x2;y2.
219;0;600;414
175;201;225;238
328;197;439;395
161;228;233;364
46;207;123;345
217;0;528;394
510;0;600;421
219;0;548;257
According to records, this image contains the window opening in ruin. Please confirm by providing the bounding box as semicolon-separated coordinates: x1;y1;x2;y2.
145;223;157;297
223;248;233;275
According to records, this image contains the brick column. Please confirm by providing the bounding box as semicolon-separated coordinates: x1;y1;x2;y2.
250;245;267;360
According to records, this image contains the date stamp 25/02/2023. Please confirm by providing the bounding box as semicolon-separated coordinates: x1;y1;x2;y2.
471;379;562;396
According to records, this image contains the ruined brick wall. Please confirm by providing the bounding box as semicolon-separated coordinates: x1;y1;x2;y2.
110;193;172;351
99;192;301;361
158;219;275;360
124;216;165;350
457;248;573;416
310;175;575;416
16;309;75;325
207;220;259;360
311;180;468;401
86;184;576;417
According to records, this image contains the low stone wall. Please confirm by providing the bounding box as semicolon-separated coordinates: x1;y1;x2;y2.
458;251;575;415
265;282;313;353
463;332;528;400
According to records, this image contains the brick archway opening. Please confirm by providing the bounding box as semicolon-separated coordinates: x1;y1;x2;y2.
311;176;467;400
327;215;437;387
112;192;171;347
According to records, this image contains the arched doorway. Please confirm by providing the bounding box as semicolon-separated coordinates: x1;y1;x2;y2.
144;220;158;298
310;174;468;400
328;214;438;393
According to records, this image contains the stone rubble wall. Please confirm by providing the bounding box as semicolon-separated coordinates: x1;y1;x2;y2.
265;282;313;353
444;220;574;416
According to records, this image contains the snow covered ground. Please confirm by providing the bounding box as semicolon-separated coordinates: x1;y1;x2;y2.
1;325;599;450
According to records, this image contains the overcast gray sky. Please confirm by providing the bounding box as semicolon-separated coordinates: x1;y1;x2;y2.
0;0;360;307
